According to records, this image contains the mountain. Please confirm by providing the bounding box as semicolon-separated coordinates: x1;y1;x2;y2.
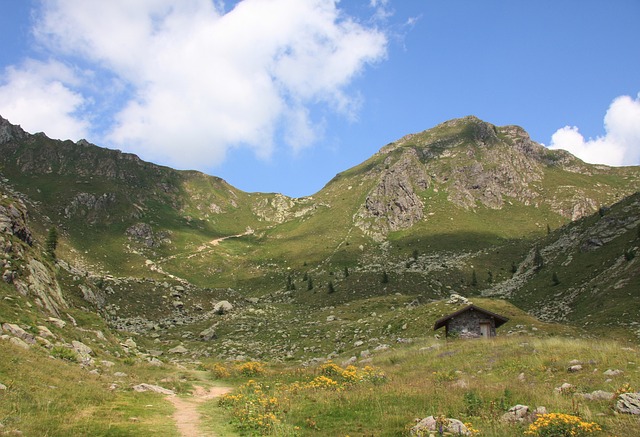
1;113;639;356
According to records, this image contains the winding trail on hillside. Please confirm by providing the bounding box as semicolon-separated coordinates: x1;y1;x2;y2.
167;385;232;437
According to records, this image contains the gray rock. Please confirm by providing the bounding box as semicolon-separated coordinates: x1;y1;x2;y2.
501;405;529;423
568;364;582;372
9;337;30;349
410;416;470;436
47;317;66;328
72;340;94;356
579;390;614;401
603;369;623;376
114;372;127;377
214;300;233;315
616;393;640;415
132;383;174;395
199;326;217;341
168;345;189;354
341;356;357;366
1;323;35;344
0;383;6;390
148;358;163;367
37;326;55;339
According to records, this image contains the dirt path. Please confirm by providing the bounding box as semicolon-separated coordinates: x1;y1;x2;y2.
167;385;232;437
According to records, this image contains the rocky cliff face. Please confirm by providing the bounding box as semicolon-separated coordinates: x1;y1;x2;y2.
352;116;639;238
0;179;67;315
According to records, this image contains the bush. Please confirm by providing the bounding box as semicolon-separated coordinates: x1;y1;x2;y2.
236;361;266;377
51;346;77;361
525;413;601;436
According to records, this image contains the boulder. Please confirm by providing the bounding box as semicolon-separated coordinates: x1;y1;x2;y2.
132;383;174;395
603;369;623;376
168;345;189;354
616;393;640;415
410;416;470;436
72;340;94;356
47;317;66;328
579;390;614;401
501;405;529;423
214;300;233;315
0;383;6;390
199;326;217;341
1;323;35;344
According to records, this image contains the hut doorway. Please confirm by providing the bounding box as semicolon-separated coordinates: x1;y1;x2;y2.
479;322;491;338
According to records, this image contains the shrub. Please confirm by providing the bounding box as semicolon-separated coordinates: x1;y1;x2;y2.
236;361;266;377
211;363;231;379
51;346;77;361
525;413;601;436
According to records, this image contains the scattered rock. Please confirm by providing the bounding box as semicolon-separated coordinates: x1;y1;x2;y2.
410;416;470;436
555;382;575;394
71;340;94;356
169;345;189;354
568;364;582;372
447;293;470;305
616;393;640;415
214;300;233;315
199;326;217;341
132;383;175;395
37;326;55;339
603;369;623;376
9;337;30;349
579;390;614;401
0;383;6;390
114;372;127;378
501;405;529;423
1;323;35;344
341;356;357;366
47;317;66;328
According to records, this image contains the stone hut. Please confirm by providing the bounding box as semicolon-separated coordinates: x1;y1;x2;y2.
434;304;508;338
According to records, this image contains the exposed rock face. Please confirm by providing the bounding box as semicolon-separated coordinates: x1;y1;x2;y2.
125;223;170;248
64;192;116;223
0;116;27;144
356;148;428;239
0;202;33;246
14;259;67;315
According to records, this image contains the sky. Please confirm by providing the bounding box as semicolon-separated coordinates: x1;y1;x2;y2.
0;0;639;198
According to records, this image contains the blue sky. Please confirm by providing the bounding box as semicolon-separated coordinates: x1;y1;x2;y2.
1;1;639;197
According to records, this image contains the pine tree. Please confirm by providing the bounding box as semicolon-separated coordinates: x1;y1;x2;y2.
46;226;58;258
471;269;478;286
327;280;335;294
511;261;517;274
552;272;560;286
381;271;389;284
307;276;314;290
487;270;493;284
344;266;349;278
533;247;544;270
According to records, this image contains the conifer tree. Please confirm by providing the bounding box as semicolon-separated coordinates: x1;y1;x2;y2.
327;280;335;294
381;271;389;284
471;269;478;286
552;271;560;286
46;226;58;258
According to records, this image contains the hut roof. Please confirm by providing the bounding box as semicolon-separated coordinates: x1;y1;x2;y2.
433;304;509;331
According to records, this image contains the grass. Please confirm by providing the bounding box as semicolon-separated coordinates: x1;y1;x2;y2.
207;335;639;436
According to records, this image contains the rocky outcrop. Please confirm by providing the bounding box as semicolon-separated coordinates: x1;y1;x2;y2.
64;192;116;223
0;202;33;246
356;148;429;239
14;259;67;315
125;223;170;248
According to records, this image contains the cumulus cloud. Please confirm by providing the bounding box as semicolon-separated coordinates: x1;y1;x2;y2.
0;59;90;140
549;93;640;167
2;0;388;169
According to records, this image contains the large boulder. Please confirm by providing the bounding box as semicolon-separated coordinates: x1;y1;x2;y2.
616;393;640;415
214;300;233;315
410;416;470;436
1;323;35;344
199;326;217;341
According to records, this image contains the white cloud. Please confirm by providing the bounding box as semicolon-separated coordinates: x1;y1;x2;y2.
0;59;90;141
549;93;640;167
8;0;388;169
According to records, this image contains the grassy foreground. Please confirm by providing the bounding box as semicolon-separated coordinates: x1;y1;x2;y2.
206;336;639;436
1;334;638;436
